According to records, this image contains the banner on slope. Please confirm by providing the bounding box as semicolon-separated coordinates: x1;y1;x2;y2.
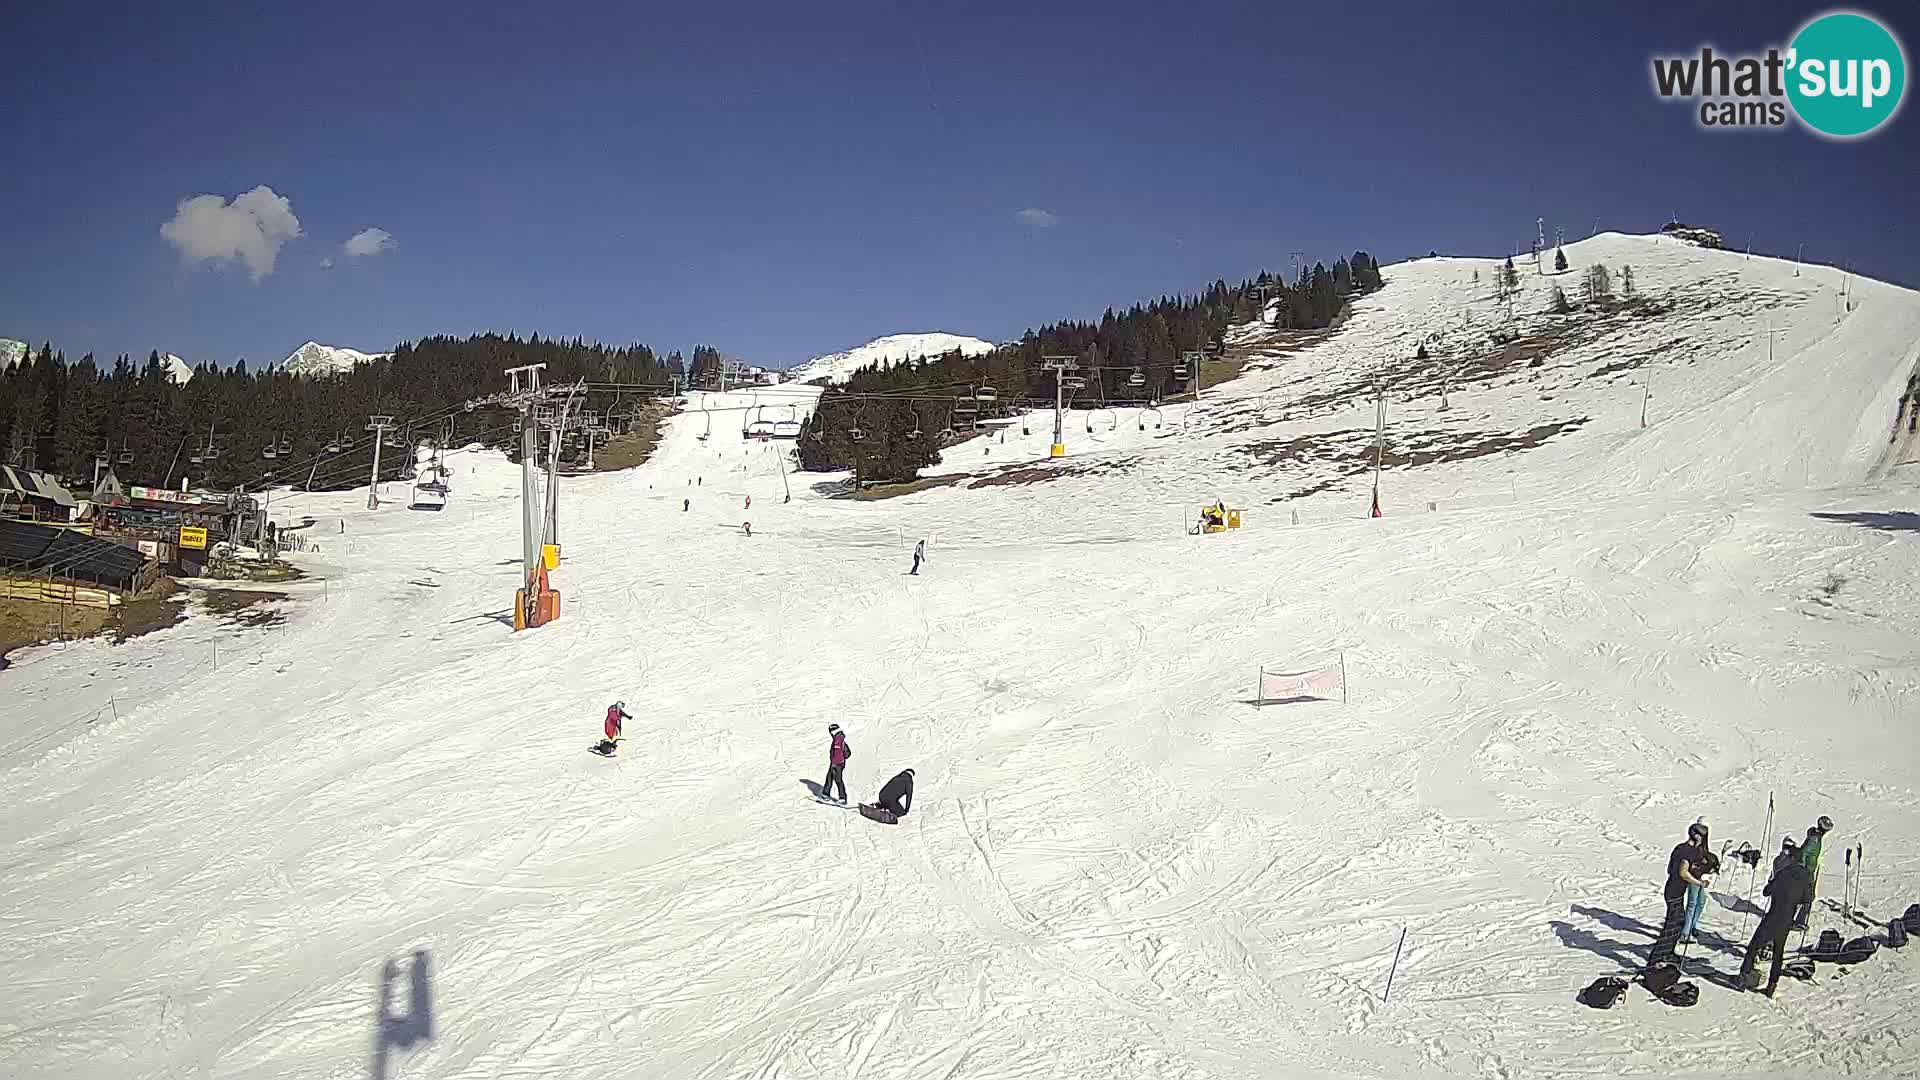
1254;653;1346;705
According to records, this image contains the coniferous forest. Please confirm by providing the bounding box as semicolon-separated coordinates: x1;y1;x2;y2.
2;251;1382;493
798;253;1383;482
0;335;684;493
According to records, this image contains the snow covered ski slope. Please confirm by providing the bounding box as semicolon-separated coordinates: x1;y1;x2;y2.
4;234;1919;1079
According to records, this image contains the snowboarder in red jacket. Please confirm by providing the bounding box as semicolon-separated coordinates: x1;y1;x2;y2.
822;723;850;803
594;701;631;755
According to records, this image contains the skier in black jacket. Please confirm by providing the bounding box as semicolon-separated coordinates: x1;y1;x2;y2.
1741;855;1813;996
874;769;914;817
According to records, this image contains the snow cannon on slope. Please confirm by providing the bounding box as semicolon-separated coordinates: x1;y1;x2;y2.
1190;501;1242;535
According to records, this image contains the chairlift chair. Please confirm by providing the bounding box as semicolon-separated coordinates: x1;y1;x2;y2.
117;449;134;464
278;438;292;454
262;444;278;460
1128;370;1146;388
974;385;998;403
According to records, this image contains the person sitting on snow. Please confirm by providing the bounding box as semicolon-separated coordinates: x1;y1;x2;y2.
873;768;914;818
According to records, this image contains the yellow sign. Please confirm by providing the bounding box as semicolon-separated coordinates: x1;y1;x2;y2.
178;526;208;549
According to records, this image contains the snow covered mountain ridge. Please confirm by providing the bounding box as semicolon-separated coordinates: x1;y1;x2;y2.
0;338;26;369
277;341;392;377
160;353;195;384
787;331;995;384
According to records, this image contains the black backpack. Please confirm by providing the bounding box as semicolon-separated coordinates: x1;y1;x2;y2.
1782;956;1816;981
1577;976;1629;1009
1902;903;1920;935
1836;936;1879;965
1652;979;1699;1007
1814;929;1846;959
1642;963;1681;993
1888;917;1909;949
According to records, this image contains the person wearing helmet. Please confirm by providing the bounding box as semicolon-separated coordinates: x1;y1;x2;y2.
873;768;915;818
1680;819;1718;945
1744;838;1814;996
594;700;631;756
1792;816;1833;930
1648;819;1712;969
821;723;851;804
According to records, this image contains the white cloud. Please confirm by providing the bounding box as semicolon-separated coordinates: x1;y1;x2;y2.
1015;207;1059;228
320;257;335;270
343;227;396;259
159;185;302;282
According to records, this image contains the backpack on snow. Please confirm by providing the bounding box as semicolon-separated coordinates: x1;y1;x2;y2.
1782;956;1816;981
1887;917;1909;949
1577;976;1629;1009
1902;903;1920;935
1836;936;1879;965
1641;963;1681;994
1652;980;1700;1007
1813;929;1846;959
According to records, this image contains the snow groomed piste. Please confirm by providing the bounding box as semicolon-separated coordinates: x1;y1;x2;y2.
3;234;1919;1078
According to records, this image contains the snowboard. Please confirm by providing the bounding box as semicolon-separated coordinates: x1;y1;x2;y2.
858;803;900;825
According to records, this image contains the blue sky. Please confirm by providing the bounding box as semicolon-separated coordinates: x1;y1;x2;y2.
2;2;1914;369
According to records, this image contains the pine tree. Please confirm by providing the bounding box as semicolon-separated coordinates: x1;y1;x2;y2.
1584;263;1613;302
1550;285;1571;314
1553;247;1568;273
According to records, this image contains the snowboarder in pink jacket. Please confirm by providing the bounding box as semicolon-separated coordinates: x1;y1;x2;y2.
593;701;631;756
822;723;851;804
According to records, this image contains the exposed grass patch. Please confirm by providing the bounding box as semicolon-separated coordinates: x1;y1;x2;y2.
584;401;671;473
966;458;1137;489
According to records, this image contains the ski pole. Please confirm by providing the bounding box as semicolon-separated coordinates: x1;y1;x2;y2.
1854;843;1864;916
1844;848;1853;919
1382;926;1407;1004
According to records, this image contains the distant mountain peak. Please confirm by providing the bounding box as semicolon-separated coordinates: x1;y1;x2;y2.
788;332;995;384
279;341;391;377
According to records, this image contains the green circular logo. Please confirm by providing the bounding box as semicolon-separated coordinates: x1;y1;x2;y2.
1787;11;1907;138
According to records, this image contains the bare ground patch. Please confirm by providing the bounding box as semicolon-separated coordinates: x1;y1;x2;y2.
581;401;671;473
966;457;1139;489
1236;418;1591;501
196;587;289;629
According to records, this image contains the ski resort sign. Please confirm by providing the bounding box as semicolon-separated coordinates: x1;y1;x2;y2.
1651;10;1906;138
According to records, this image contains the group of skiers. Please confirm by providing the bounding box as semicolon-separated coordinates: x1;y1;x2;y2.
823;722;914;817
596;704;915;819
1647;813;1833;996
